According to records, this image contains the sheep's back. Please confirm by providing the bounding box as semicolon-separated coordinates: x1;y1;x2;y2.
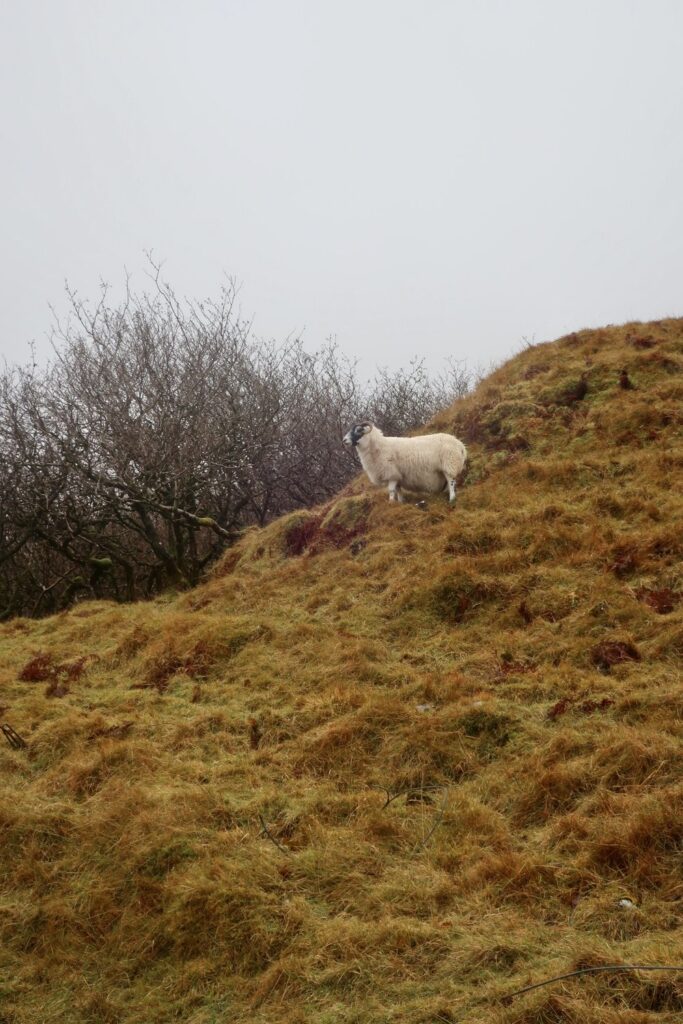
378;433;466;491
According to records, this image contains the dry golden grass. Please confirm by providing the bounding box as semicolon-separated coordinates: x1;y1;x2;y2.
1;318;682;1023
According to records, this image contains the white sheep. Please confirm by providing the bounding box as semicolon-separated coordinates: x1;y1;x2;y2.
342;421;467;503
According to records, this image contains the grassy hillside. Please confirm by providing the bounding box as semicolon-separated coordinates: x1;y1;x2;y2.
1;319;682;1024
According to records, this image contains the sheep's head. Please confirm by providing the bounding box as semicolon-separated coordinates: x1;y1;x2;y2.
343;421;374;447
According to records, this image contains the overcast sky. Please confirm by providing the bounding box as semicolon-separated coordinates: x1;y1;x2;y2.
1;0;682;374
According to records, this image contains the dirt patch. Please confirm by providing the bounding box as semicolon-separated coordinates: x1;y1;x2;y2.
283;498;371;557
284;514;321;556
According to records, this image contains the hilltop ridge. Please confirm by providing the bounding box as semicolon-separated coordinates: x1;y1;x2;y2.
1;318;682;1023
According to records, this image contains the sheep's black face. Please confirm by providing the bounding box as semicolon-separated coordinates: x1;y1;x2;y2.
343;422;373;447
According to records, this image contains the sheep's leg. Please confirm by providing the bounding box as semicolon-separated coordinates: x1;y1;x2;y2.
388;482;405;503
447;478;457;503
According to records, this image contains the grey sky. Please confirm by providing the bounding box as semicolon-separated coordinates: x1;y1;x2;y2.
2;1;682;374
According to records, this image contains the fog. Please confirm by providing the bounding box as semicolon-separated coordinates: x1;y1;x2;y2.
2;0;682;372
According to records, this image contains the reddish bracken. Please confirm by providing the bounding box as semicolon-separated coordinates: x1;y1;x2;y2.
547;696;615;719
497;654;533;676
591;640;641;672
18;652;94;684
18;653;56;682
635;587;678;615
547;698;572;720
63;657;90;680
579;697;615;714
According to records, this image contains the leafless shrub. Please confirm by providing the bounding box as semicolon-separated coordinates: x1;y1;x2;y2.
0;263;472;616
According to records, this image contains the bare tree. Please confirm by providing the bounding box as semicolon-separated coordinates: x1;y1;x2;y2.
0;267;471;616
366;357;471;435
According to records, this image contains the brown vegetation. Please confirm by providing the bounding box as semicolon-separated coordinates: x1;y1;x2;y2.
0;318;682;1023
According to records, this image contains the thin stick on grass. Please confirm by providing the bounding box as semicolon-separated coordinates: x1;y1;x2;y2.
411;787;449;854
370;783;444;809
372;785;393;807
1;724;27;750
258;814;294;857
369;783;449;852
502;964;683;1002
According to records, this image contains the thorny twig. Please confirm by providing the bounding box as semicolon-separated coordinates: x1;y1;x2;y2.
501;964;683;1002
258;814;294;858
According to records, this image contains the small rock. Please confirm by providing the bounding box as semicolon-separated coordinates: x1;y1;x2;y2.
415;703;434;713
618;898;636;910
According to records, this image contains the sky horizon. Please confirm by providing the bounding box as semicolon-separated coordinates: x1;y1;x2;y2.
2;1;682;374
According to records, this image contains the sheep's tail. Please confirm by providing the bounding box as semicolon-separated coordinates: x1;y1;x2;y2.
444;438;467;478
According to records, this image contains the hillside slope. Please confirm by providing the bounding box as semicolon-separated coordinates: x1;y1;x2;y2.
1;319;682;1024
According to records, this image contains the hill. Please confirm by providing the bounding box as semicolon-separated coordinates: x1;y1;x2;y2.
1;318;682;1024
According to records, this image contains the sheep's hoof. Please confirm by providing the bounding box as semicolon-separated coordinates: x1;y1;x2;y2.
415;500;427;510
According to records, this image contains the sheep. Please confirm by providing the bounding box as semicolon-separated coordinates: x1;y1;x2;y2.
342;421;467;504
